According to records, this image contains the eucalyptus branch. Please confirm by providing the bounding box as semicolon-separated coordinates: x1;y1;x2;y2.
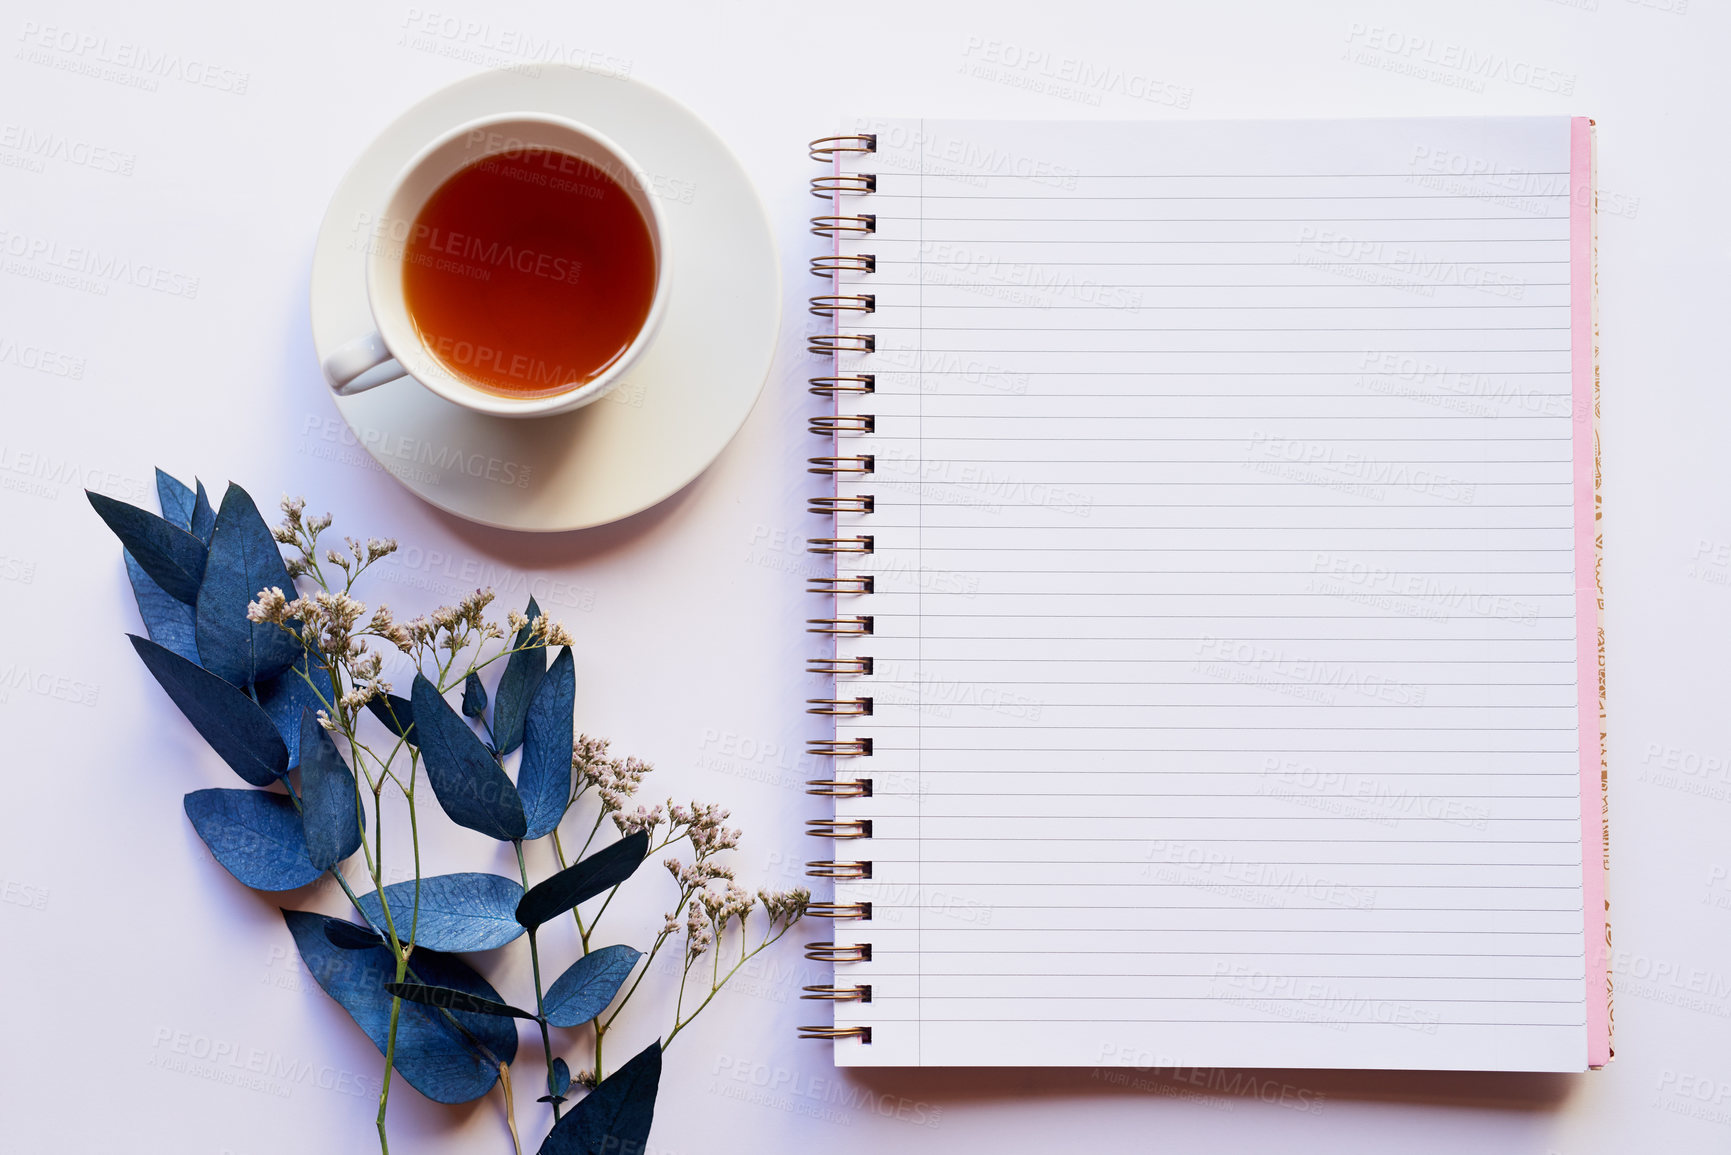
108;480;815;1155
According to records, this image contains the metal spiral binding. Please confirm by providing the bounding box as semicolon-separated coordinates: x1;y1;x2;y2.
808;496;874;516
807;697;872;716
804;133;878;1046
805;942;873;963
806;536;873;555
801;984;873;1002
809;134;876;160
806;902;873;920
805;859;871;878
812;173;877;195
797;1026;873;1041
809;294;875;316
806;616;873;636
811;255;875;276
808;333;875;355
805;778;872;797
807;455;873;475
808;374;874;396
807;818;873;839
807;575;874;594
809;214;875;237
807;739;871;759
810;414;874;435
808;657;872;676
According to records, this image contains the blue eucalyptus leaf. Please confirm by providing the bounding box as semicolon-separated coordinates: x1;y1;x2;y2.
298;708;363;871
125;551;199;664
355;872;526;952
542;944;641;1028
324;920;384;950
367;692;415;739
282;910;518;1104
491;597;546;756
519;647;574;840
130;635;288;785
515;832;649;931
155;469;196;530
183;788;321;891
384;982;536;1019
255;654;335;767
550;1057;572;1098
195;484;301;687
539;1039;660;1155
462;672;488;720
411;674;526;841
191;479;217;543
89;491;206;604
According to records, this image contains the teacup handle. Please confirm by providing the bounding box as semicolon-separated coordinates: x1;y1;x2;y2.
324;331;406;396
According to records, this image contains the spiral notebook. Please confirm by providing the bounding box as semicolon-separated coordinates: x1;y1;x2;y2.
800;116;1607;1071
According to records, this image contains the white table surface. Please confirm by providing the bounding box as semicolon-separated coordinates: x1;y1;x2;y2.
0;1;1722;1152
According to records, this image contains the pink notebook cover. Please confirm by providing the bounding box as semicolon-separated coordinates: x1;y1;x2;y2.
1570;116;1611;1069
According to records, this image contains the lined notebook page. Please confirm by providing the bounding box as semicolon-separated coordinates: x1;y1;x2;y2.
823;117;1596;1070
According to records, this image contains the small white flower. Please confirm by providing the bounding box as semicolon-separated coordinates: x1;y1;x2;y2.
247;586;290;625
613;803;665;836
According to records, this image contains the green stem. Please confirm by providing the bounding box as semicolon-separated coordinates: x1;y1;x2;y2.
515;842;561;1121
601;895;685;1032
406;775;423;946
576;810;606;861
673;952;692;1030
284;780;400;1155
664;928;793;1049
326;867;503;1063
549;828;591;952
550;829;609;1078
368;790;408;1152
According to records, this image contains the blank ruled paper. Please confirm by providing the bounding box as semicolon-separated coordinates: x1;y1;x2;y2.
823;118;1596;1070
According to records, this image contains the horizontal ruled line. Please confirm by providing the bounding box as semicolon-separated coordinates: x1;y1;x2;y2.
863;857;1577;863
856;995;1583;1003
867;814;1576;821
903;791;1573;798
833;1017;1588;1026
858;971;1583;980
870;192;1569;201
885;237;1569;245
873;771;1581;779
864;724;1577;731
866;905;1582;912
864;687;1571;694
863;437;1574;443
888;302;1572;310
870;325;1570;332
871;172;1571;180
863;279;1575;288
844;948;1578;956
857;258;1571;265
868;611;1577;618
873;213;1568;222
867;836;1580;843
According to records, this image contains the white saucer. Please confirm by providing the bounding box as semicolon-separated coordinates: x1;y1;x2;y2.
309;67;780;532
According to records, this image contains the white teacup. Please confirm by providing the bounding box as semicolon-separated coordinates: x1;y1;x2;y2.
323;113;669;419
